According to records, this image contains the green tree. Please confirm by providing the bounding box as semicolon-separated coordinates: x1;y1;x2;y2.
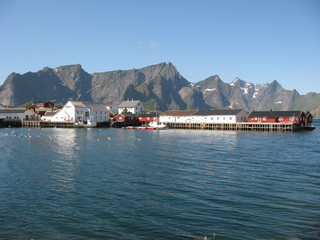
23;102;34;109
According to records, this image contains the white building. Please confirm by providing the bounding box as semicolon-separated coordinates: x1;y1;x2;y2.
192;109;248;123
160;110;197;123
0;108;35;121
104;103;118;114
41;101;110;125
160;109;248;124
118;100;144;114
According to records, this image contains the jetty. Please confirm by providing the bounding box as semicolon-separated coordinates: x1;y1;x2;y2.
21;120;75;128
166;122;307;132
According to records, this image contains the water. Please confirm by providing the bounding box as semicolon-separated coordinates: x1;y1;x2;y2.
1;121;320;240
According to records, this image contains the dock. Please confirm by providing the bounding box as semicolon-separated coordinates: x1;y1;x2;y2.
166;122;306;132
21;121;75;128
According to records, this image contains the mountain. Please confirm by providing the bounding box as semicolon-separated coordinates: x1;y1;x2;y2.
0;62;319;117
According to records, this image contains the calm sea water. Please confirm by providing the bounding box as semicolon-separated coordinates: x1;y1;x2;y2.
1;121;320;240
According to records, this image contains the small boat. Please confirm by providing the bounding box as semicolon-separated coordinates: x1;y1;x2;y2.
146;121;168;130
126;126;135;129
136;126;147;130
74;119;97;128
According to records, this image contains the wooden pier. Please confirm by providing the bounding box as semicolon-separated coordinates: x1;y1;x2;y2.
166;122;305;132
21;121;75;128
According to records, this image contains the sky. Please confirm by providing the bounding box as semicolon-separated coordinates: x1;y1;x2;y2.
0;0;319;94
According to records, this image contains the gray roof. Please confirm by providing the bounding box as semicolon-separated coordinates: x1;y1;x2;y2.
0;108;27;114
248;111;303;118
118;100;141;108
83;102;108;111
193;109;243;116
138;112;158;117
69;101;107;111
44;110;60;116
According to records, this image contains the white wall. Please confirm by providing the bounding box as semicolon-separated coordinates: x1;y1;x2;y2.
41;101;110;123
88;109;109;123
160;111;248;124
118;103;144;114
0;112;24;120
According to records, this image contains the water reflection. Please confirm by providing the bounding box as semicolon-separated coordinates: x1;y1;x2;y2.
46;128;80;192
50;128;78;160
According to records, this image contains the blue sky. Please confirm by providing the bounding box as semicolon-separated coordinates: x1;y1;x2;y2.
0;0;319;94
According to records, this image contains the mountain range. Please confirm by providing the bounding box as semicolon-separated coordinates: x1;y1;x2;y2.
0;62;319;117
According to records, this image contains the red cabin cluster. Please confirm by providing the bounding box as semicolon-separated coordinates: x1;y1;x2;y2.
248;110;313;125
113;112;158;127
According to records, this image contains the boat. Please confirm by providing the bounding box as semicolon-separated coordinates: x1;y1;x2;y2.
126;126;135;129
136;126;147;130
74;119;97;128
146;121;168;130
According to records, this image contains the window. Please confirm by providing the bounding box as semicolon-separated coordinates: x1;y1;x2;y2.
85;112;89;117
230;117;232;120
223;117;225;120
217;117;219;120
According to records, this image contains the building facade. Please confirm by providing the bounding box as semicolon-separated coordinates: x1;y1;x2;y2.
41;101;110;124
104;103;118;114
248;110;308;124
0;108;35;121
118;100;144;114
160;109;248;124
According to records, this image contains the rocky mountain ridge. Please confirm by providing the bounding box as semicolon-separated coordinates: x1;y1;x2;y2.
0;62;319;117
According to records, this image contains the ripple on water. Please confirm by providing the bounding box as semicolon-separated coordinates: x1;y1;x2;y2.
0;126;320;239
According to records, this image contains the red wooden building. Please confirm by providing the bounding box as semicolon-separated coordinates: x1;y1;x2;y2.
28;101;55;117
114;113;139;126
248;110;310;124
137;112;158;124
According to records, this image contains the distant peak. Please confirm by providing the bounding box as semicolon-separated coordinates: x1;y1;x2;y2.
56;64;82;69
54;64;85;73
230;77;241;86
270;80;282;87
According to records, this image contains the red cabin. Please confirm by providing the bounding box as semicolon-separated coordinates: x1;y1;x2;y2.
248;110;306;124
115;113;139;126
137;112;158;124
